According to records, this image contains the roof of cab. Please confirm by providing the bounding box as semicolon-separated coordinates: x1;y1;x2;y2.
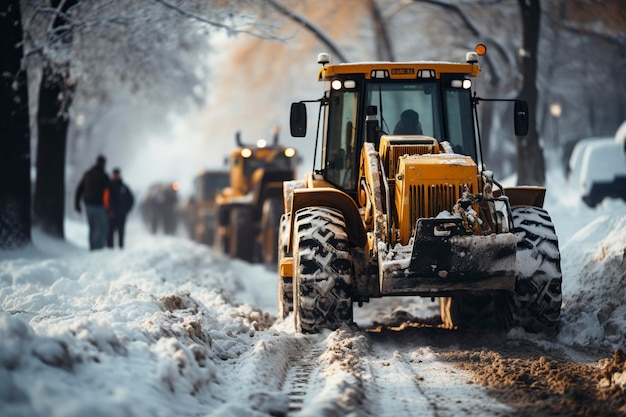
318;61;480;81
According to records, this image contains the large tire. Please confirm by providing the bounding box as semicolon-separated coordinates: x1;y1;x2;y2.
214;228;228;255
229;206;254;262
203;223;215;246
500;206;562;334
259;198;283;266
193;221;215;246
293;207;353;333
277;213;292;319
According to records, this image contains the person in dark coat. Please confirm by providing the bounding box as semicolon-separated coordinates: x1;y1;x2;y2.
393;109;423;135
106;168;134;249
75;155;111;250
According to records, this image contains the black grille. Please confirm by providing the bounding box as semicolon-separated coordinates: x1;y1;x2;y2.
409;183;469;227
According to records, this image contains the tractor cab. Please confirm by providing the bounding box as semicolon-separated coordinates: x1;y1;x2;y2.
290;46;528;197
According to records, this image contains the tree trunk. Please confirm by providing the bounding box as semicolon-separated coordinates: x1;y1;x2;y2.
32;0;79;239
33;66;73;238
516;0;545;186
0;1;32;249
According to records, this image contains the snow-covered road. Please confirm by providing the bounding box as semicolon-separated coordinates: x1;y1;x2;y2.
2;170;626;416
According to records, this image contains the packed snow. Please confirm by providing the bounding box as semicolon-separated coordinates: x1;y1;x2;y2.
1;168;625;416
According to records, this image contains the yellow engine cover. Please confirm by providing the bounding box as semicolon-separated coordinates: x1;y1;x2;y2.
395;154;479;244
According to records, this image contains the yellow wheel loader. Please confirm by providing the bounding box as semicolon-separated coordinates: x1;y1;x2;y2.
278;46;562;334
214;130;298;265
183;170;229;245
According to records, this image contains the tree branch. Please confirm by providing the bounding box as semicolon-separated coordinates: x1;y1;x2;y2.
153;0;239;32
265;0;350;62
152;0;282;40
368;0;395;61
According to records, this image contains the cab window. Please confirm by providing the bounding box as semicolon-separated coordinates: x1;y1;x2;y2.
364;81;442;139
323;90;359;190
443;87;477;161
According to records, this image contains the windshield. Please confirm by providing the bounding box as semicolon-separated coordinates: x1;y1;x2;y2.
366;80;477;161
365;81;443;139
321;78;478;192
196;173;229;200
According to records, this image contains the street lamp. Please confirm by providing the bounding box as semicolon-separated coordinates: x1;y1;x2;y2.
550;103;562;150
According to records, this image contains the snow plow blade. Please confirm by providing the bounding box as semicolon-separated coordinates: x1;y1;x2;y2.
380;218;517;295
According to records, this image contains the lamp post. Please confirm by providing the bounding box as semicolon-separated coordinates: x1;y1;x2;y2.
550;103;562;150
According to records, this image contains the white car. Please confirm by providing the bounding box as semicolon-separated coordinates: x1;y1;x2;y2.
572;124;626;207
567;136;611;188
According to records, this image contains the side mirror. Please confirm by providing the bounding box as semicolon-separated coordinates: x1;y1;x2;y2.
290;102;307;137
514;100;529;137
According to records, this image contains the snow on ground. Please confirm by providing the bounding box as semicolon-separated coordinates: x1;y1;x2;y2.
542;169;626;351
1;168;625;416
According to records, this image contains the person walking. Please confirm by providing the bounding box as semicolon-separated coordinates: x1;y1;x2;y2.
75;155;110;250
106;168;134;249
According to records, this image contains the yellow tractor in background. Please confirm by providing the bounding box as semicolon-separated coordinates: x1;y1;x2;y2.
279;45;562;334
183;170;230;245
140;182;180;235
214;129;298;265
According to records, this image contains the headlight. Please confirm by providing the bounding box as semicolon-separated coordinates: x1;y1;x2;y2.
451;79;472;89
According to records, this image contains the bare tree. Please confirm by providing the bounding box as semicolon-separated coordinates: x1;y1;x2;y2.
32;0;78;238
19;0;281;242
0;0;31;248
516;0;545;185
368;0;394;61
545;0;626;140
265;0;350;62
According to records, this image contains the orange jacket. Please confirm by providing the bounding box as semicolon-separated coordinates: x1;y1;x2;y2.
103;188;110;209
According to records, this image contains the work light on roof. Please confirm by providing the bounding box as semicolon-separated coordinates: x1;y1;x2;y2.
284;147;296;158
257;139;267;148
241;148;252;158
331;80;342;90
317;53;330;65
371;70;389;79
466;52;479;64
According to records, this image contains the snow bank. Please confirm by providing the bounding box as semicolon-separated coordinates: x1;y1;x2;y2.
558;215;626;350
0;230;276;417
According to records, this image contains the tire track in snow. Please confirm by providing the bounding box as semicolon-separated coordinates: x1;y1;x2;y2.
278;326;513;416
364;346;438;417
281;328;369;416
366;334;513;417
283;343;324;414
